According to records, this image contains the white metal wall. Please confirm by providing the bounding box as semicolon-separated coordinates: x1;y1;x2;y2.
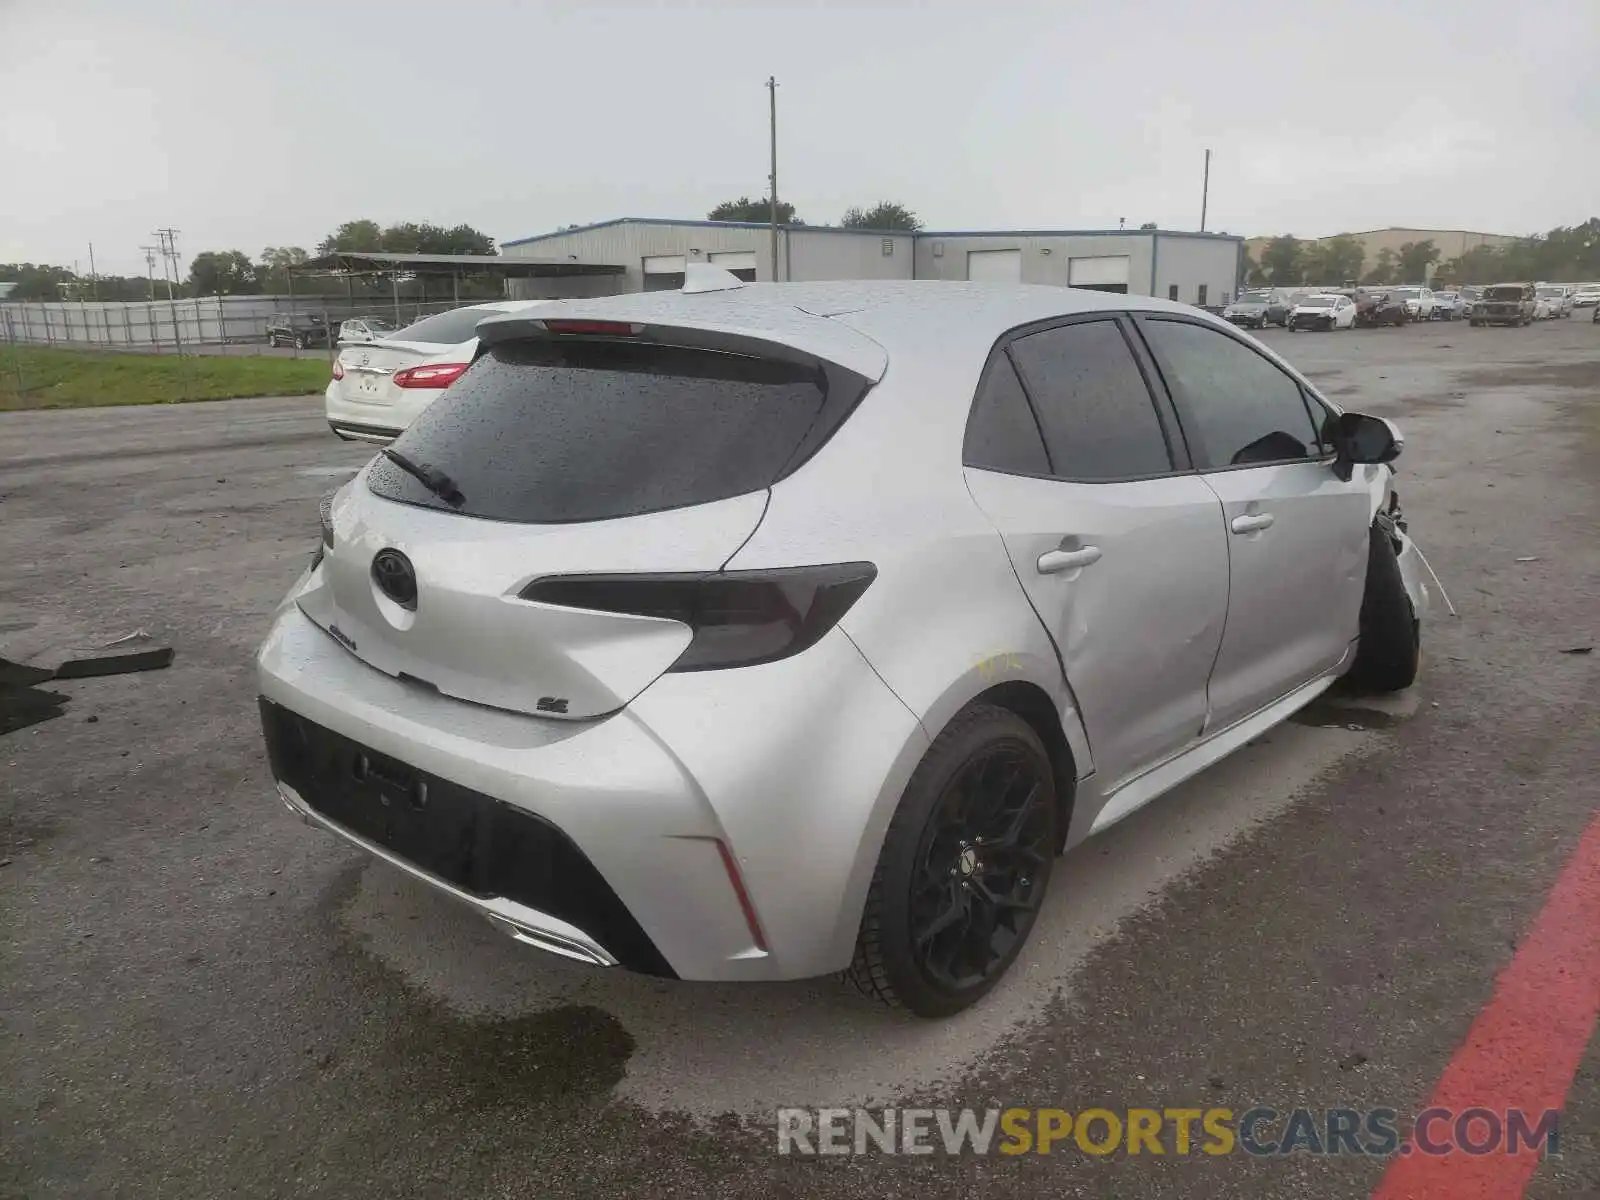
502;222;1241;302
504;222;914;296
785;229;914;281
505;223;771;297
1151;235;1241;305
915;234;1157;291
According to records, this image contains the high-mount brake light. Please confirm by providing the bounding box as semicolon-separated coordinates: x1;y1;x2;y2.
539;320;643;337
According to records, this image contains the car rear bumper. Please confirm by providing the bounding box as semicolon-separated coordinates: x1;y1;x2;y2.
256;568;928;982
324;381;433;442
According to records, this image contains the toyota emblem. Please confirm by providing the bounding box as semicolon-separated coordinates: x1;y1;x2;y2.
371;548;417;610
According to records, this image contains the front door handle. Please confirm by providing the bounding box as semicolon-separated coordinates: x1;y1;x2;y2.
1037;545;1102;574
1230;512;1275;534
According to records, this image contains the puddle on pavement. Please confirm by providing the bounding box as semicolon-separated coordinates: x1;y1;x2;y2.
316;863;635;1111
1290;703;1402;731
326;712;1381;1118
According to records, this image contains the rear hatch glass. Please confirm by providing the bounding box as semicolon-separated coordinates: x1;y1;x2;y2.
367;338;853;523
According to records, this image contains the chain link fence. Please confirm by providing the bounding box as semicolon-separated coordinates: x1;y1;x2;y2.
0;296;475;407
0;296;468;357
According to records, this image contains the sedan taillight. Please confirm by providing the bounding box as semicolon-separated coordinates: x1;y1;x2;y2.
393;362;469;389
331;360;345;380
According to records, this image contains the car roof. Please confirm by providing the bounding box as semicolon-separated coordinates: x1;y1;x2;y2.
481;281;1219;381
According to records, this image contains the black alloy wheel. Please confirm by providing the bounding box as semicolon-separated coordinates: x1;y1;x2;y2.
908;744;1053;997
847;705;1058;1017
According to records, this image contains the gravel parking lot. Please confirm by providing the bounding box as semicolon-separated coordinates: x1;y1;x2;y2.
3;318;1599;1199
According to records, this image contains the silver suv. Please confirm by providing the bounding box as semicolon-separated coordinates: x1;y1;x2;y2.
258;276;1431;1017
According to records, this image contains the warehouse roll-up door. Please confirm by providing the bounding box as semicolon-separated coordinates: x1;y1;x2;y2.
643;254;687;291
708;250;758;282
1068;255;1130;294
967;249;1023;283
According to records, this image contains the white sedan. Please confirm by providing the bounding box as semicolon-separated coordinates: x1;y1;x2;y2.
337;317;399;344
1286;294;1357;331
324;301;549;442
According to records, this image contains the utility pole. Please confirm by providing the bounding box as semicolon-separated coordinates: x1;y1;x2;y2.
1200;149;1211;233
767;75;780;283
153;227;181;300
87;243;99;301
139;246;159;300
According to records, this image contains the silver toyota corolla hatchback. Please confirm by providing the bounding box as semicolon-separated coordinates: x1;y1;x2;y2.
259;275;1431;1017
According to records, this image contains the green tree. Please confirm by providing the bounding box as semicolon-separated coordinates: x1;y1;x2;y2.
378;222;495;255
0;262;76;300
1362;247;1399;286
841;202;922;231
188;250;259;295
257;246;308;293
708;196;801;224
1260;236;1302;286
261;246;308;270
317;219;384;254
1238;245;1261;286
1319;234;1367;285
1298;243;1328;285
1395;240;1440;284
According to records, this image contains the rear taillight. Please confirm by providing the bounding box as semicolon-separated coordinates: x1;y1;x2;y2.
318;489;336;550
520;563;877;672
393;362;468;389
331;360;345;380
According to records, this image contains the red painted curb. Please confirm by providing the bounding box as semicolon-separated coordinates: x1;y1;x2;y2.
1373;813;1600;1199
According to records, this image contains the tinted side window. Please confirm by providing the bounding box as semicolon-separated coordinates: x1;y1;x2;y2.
1140;320;1320;469
1007;320;1172;481
963;355;1049;475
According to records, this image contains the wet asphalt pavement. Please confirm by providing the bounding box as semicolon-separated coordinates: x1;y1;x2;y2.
2;316;1598;1198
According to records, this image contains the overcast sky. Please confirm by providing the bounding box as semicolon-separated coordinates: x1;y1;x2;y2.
2;0;1596;276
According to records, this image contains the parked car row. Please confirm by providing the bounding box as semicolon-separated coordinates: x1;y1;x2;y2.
1227;280;1600;333
264;313;404;349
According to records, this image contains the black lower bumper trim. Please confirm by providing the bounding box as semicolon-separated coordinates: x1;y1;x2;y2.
328;420;402;441
260;698;675;977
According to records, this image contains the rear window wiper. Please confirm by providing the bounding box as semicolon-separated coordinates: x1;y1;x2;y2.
381;447;464;507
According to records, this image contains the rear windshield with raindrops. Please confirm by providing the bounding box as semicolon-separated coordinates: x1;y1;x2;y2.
366;339;847;523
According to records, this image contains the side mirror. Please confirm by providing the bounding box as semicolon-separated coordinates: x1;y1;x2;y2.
1326;412;1402;478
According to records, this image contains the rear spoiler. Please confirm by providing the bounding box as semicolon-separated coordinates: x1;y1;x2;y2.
472;311;889;383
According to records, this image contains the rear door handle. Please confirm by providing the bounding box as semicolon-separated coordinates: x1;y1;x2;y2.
1037;545;1102;574
1230;513;1275;534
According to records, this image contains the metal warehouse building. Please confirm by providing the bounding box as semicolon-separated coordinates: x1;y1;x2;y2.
500;218;1243;306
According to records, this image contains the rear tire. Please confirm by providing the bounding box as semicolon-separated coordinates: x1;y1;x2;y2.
1348;523;1420;693
846;704;1057;1018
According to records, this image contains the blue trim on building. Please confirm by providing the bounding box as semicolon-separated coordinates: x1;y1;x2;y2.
917;228;1243;242
502;217;1245;249
502;217;920;248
